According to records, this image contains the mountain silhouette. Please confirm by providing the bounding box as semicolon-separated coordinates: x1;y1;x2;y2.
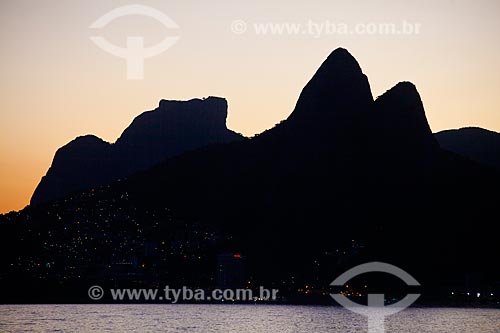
435;127;500;170
2;47;499;302
290;47;373;119
91;47;497;282
374;82;439;153
31;97;244;206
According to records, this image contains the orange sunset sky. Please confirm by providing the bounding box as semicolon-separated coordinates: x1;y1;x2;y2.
1;0;500;213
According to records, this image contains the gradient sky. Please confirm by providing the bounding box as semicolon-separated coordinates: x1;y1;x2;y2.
1;0;499;213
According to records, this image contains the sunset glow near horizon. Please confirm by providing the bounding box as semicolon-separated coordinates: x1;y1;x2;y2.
1;0;500;213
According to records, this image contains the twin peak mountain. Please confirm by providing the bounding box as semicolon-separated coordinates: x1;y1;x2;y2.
31;48;438;206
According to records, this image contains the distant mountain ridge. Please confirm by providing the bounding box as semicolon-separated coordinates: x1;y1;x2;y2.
435;127;500;170
30;97;244;206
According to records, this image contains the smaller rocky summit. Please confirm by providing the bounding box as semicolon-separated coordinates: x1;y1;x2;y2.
374;81;439;154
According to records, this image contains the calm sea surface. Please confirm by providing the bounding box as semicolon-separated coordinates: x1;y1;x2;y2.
0;305;499;332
